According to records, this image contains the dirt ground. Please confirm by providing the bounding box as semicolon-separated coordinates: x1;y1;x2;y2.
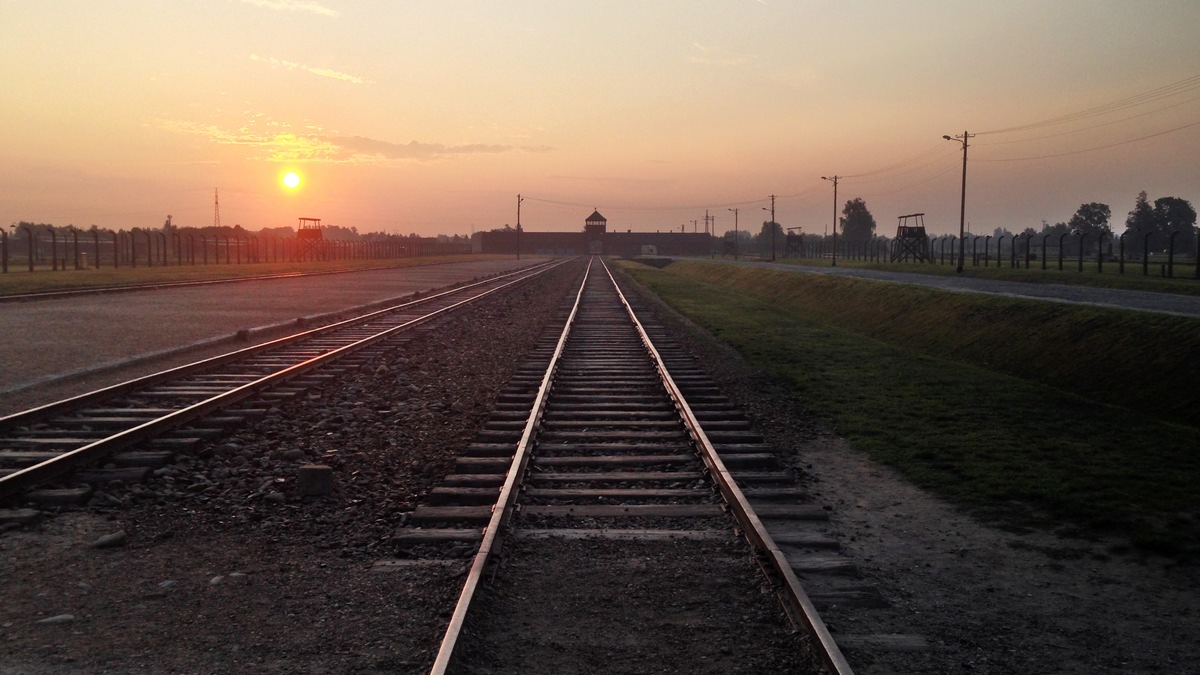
2;262;1198;674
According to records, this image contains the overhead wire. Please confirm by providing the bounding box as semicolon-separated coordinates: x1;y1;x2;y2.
976;73;1200;135
975;120;1200;162
975;94;1200;146
522;74;1200;218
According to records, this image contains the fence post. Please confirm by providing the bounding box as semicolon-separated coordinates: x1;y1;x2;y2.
1143;232;1153;276
1168;231;1178;279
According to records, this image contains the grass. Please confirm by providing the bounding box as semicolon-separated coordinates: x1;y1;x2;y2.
0;255;511;296
620;260;1200;556
735;253;1200;297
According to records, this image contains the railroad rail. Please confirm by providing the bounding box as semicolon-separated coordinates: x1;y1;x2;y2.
0;259;568;500
398;257;853;674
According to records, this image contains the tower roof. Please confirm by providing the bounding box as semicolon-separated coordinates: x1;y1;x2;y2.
586;210;606;222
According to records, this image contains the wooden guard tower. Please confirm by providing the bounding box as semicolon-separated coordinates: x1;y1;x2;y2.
784;227;804;258
890;213;930;262
297;217;325;261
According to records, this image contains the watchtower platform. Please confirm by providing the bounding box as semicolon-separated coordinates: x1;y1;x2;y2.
890;213;930;263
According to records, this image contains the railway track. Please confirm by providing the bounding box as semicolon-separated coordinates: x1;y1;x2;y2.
394;257;853;673
0;259;567;503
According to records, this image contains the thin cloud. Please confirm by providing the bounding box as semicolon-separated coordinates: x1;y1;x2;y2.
250;54;370;85
159;117;551;163
331;136;513;160
238;0;339;17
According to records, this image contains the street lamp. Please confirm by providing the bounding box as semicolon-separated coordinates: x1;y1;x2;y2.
762;194;776;262
728;208;739;260
821;176;839;267
516;194;523;260
943;131;974;273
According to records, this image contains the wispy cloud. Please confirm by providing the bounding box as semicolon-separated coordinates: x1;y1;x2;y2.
238;0;339;17
332;136;512;160
250;54;369;85
689;42;757;66
158;115;552;163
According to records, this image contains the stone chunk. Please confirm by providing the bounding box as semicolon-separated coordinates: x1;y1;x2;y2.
93;530;128;549
297;464;333;497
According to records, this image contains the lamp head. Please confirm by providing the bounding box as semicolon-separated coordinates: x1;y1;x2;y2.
943;135;953;141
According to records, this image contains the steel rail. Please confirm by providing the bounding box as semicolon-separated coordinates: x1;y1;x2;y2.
429;257;593;675
0;260;568;498
601;258;854;675
0;260;561;429
0;259;515;304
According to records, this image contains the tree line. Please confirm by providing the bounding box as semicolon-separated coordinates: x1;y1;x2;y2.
726;191;1196;258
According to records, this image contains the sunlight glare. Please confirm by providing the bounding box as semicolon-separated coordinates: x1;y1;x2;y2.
283;171;301;190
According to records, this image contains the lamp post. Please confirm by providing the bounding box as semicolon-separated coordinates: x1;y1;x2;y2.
516;194;523;260
728;208;739;260
943;131;974;273
762;194;776;262
821;176;839;267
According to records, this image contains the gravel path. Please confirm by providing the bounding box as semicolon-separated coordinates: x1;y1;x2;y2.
703;258;1200;317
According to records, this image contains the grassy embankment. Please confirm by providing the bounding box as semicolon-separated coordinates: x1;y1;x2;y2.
621;259;1200;556
0;254;512;296
755;255;1200;297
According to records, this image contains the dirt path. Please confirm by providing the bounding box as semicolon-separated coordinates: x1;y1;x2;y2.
710;258;1200;317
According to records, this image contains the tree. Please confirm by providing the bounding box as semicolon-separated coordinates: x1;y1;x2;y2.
1067;202;1111;236
1153;196;1198;254
754;220;784;257
840;198;876;242
1125;191;1155;233
1123;193;1196;254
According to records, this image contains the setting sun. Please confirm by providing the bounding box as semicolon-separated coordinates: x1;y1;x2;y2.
282;171;300;190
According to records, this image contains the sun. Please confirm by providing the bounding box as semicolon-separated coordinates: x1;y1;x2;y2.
282;171;301;190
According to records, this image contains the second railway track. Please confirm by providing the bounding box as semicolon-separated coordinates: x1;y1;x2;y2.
0;259;567;501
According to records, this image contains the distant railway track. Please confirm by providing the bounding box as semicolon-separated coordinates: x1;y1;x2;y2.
0;259;568;500
400;257;852;674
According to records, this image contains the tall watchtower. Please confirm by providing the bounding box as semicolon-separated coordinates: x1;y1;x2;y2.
297;217;325;261
584;210;607;236
584;209;607;255
890;213;931;263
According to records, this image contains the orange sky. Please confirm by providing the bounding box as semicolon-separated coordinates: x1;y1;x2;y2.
2;1;1198;238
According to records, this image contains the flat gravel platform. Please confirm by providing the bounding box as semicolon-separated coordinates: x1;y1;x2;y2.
0;258;543;412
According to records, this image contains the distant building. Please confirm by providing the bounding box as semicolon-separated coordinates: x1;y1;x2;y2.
473;210;712;257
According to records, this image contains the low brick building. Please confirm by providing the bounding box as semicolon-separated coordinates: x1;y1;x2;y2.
473;210;713;257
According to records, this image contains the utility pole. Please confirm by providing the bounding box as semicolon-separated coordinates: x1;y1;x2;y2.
516;193;523;260
762;194;776;262
728;208;739;260
691;219;698;233
944;131;974;273
821;176;839;267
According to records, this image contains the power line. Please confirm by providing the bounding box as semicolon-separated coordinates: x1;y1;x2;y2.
975;119;1200;162
976;94;1200;146
841;141;957;179
977;73;1200;136
522;187;821;214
